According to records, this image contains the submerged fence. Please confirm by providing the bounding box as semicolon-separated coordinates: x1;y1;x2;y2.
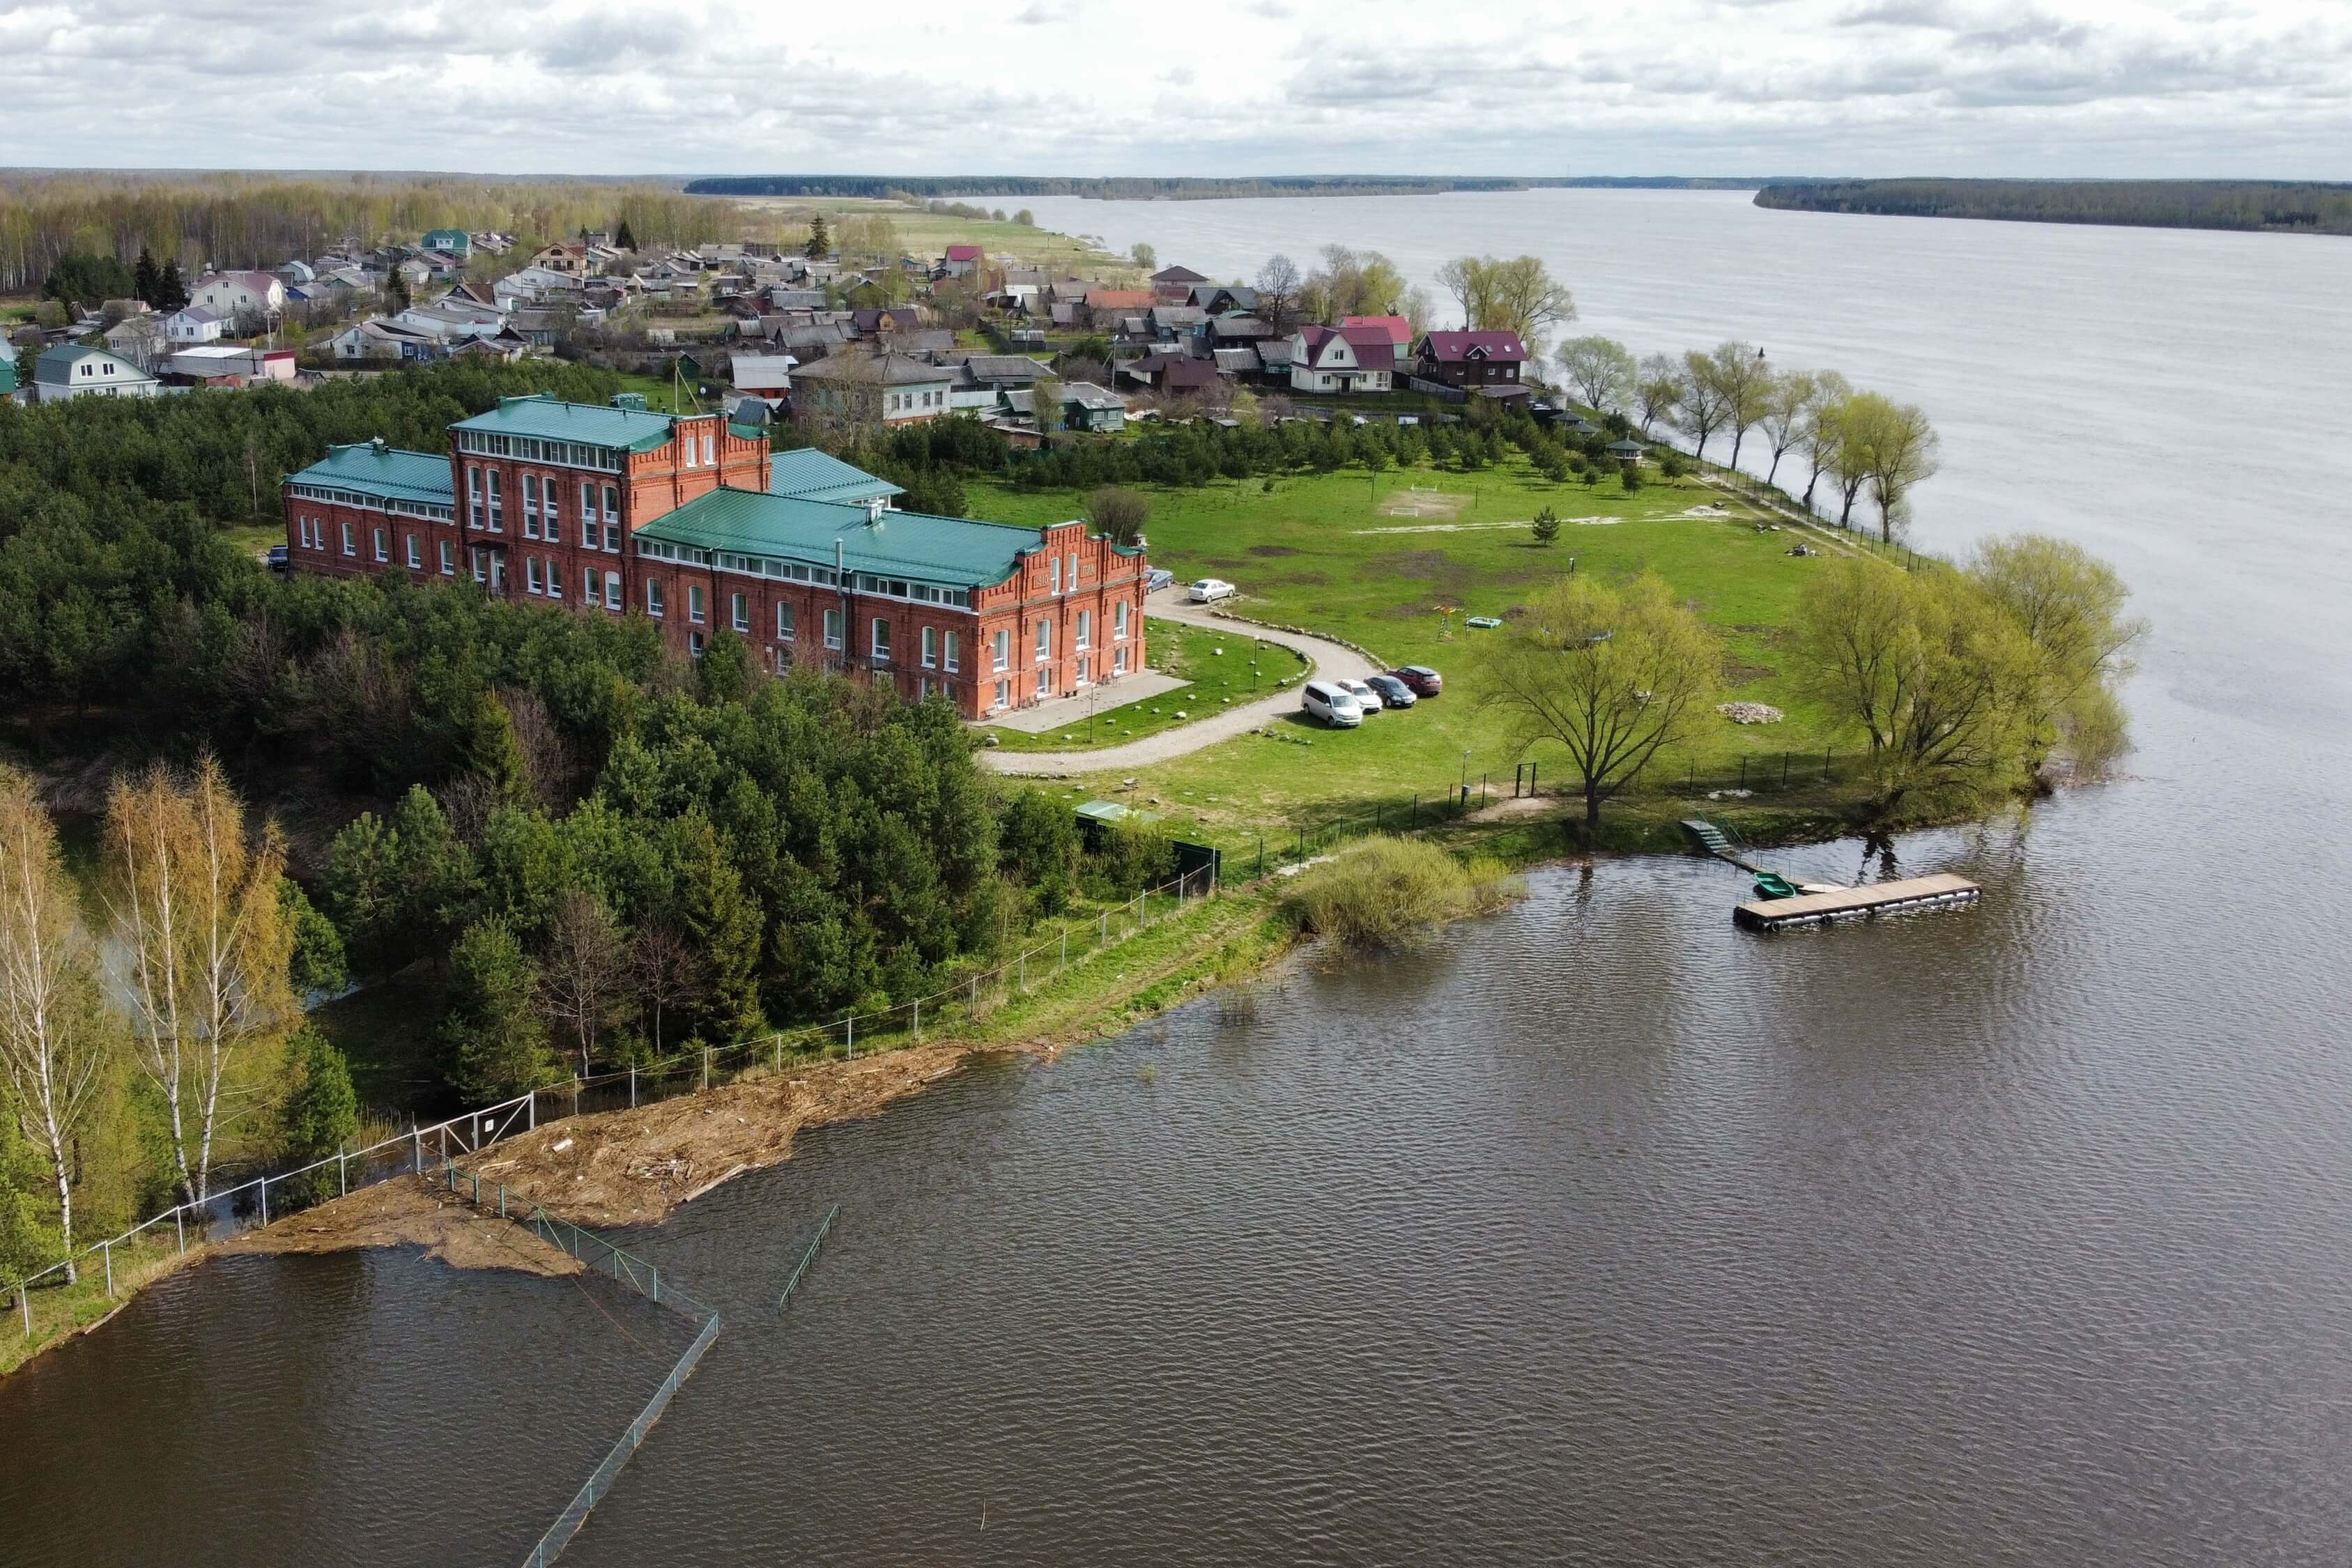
438;1158;726;1568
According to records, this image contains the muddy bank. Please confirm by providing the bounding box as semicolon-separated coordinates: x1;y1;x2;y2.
461;1040;1049;1229
220;1176;582;1277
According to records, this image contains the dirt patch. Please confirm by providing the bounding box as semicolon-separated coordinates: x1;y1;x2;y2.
1376;489;1471;520
1279;569;1330;587
1247;544;1300;558
449;1040;1060;1229
1469;794;1561;822
1381;549;1454;580
1723;658;1778;684
220;1176;583;1276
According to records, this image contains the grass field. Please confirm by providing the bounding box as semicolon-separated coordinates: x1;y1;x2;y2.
727;196;1142;279
971;456;1884;853
978;619;1309;752
614;368;714;416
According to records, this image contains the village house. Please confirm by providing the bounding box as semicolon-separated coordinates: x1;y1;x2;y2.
1287;323;1396;393
728;352;797;406
1413;330;1530;392
279;395;1151;720
1058;382;1128;433
190;270;286;323
792;351;955;425
421;229;472;263
1150;264;1208;301
1342;314;1414;365
1082;288;1156;332
102;312;166;368
33;344;161;401
329;318;442;362
937;244;983;280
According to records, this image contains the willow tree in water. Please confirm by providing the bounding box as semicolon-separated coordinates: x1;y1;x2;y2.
1473;572;1721;831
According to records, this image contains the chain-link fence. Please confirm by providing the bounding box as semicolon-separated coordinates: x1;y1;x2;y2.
6;1093;538;1344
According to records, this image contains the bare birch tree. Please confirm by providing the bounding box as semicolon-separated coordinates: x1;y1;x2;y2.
535;889;627;1079
629;921;705;1056
0;769;109;1281
105;759;293;1203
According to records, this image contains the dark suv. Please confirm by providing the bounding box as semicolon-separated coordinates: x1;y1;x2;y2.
1365;673;1417;709
1390;664;1443;697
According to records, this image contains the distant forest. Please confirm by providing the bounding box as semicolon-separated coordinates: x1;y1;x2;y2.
0;176;766;295
1755;178;2352;237
684;175;1783;201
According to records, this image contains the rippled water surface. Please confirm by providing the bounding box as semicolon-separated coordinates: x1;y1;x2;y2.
4;192;2351;1565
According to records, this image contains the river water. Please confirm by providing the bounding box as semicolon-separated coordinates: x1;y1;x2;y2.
6;192;2351;1565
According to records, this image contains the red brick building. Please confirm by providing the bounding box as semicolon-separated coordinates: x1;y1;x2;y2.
282;394;1149;720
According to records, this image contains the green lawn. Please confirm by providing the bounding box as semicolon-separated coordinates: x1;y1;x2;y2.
978;619;1309;753
971;457;1879;854
613;369;712;416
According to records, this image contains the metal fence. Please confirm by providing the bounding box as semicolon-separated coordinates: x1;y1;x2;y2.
431;1167;725;1568
6;1093;537;1335
523;858;1224;1126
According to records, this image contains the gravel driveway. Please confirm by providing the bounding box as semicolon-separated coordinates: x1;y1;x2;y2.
979;591;1381;776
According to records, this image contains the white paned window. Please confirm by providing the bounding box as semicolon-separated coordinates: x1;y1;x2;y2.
604;571;622;610
824;608;843;650
992;629;1009;670
647;579;665;616
688;585;705;624
341;521;355;555
1076;608;1091;650
776;601;794;640
1035;619;1051;661
732;592;749;632
871;617;891;661
921;627;937;667
1114;600;1129;638
944;631;960;672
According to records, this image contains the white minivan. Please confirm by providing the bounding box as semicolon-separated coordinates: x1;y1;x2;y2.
1301;679;1362;728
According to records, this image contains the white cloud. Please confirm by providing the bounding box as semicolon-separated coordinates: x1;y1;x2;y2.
1;0;2347;175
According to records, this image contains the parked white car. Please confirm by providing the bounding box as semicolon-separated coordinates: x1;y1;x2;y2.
1300;680;1362;728
1189;577;1237;603
1339;678;1383;714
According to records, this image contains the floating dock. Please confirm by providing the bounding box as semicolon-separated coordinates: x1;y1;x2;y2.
1733;873;1983;932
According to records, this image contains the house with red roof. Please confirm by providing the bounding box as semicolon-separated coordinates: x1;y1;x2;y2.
938;243;984;280
1413;330;1529;394
1287;323;1397;394
1342;314;1413;359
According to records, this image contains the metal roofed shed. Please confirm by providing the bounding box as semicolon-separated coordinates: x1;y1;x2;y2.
450;392;681;454
767;448;908;505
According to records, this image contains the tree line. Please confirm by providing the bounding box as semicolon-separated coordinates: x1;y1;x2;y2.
1554;335;1939;542
1755;178;2352;237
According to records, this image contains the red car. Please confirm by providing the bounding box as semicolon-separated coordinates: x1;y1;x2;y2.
1390;664;1443;697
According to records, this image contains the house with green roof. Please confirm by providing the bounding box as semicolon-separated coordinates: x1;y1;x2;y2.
631;485;1151;718
422;229;471;261
279;393;1154;722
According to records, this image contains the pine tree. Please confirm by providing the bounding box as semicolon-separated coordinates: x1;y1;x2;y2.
155;259;188;311
806;213;831;260
276;1027;357;1206
133;247;160;307
668;812;763;1041
459;690;530;801
440;917;555;1101
615;219;637;252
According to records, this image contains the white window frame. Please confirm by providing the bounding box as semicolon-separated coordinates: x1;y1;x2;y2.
526;555;544;594
1114;600;1129;639
823;608;844;651
688;585;705;624
440;539;455;576
486;469;502;531
406;535;422;570
647;579;665;617
776;601;795;640
921;626;937;668
1035;619;1051;662
871;617;891;662
992;628;1009;671
341;521;355;556
521;472;539;535
732;592;750;633
1114;645;1128;675
604;571;621;610
1049;557;1061;594
944;631;960;673
1076;608;1091;650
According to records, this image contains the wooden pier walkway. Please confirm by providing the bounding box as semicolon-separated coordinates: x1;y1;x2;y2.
1733;873;1982;932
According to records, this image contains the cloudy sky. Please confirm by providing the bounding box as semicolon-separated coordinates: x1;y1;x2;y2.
4;0;2346;177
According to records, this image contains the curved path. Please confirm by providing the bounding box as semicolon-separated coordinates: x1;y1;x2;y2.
980;590;1380;776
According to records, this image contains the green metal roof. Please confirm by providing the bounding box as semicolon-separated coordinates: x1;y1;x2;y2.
450;394;682;454
286;443;456;506
636;486;1052;590
0;357;15;396
768;447;907;505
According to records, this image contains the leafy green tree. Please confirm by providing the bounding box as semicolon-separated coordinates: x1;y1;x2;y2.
695;629;753;705
325;786;479;976
440;917;556;1100
1620;461;1643;493
276;1027;358;1205
1967;534;2148;779
1473;571;1721;830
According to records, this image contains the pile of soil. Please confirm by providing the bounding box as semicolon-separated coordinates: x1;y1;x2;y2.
220;1176;582;1277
